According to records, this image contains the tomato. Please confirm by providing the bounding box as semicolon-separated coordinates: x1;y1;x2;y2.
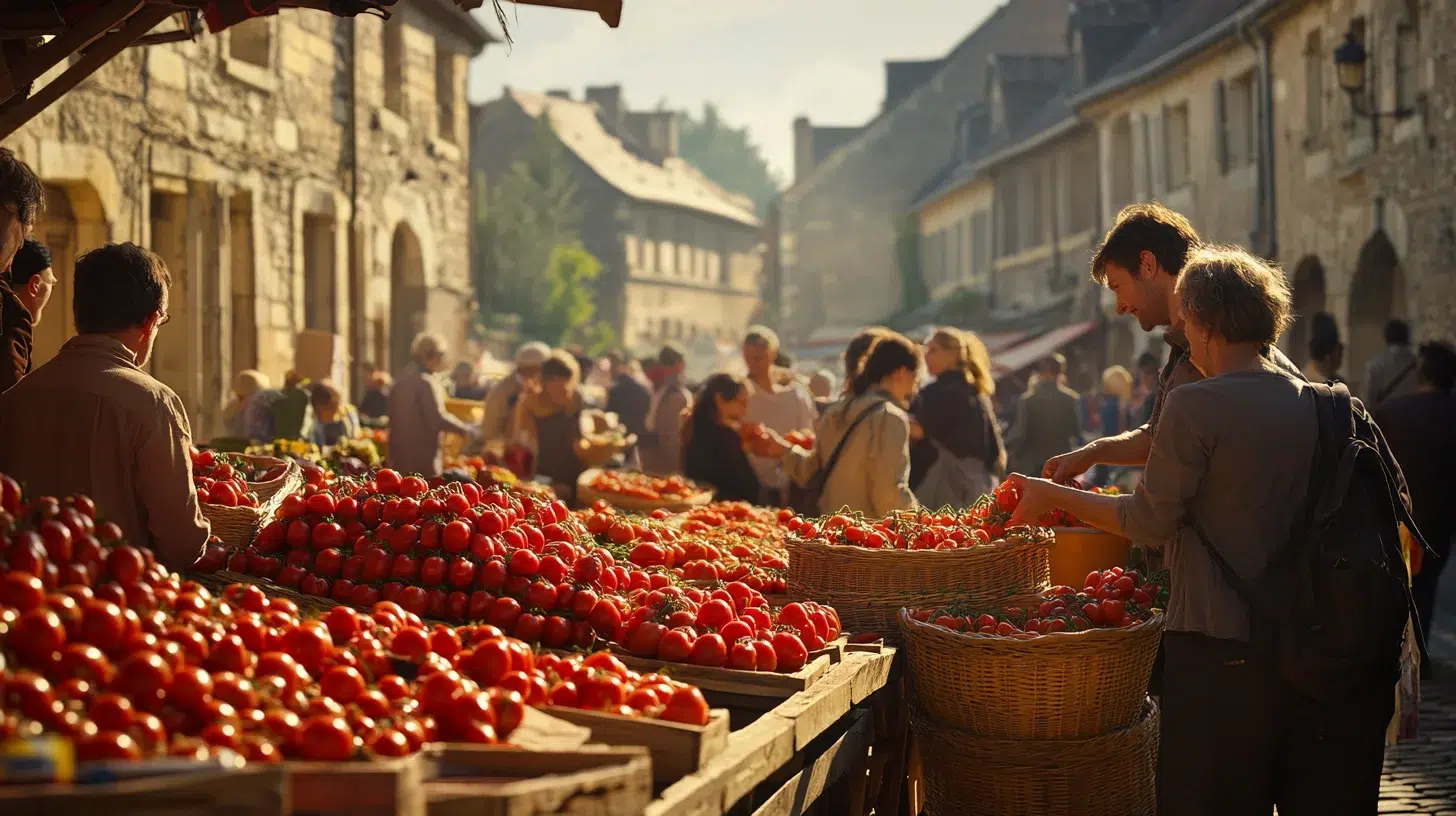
578;673;625;711
299;715;355;761
660;686;710;726
625;620;666;657
693;599;736;631
657;628;694;663
689;633;728;668
728;639;759;671
1099;599;1126;626
75;730;142;762
753;639;778;671
770;632;808;673
458;638;512;686
488;688;525;738
487;597;522;632
417;669;467;717
582;651;628;678
588;598;624;636
547;681;579;708
320;665;366;704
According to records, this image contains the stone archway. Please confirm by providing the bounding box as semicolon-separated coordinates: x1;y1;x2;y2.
1349;231;1406;393
1287;255;1328;368
389;223;427;376
30;180;109;368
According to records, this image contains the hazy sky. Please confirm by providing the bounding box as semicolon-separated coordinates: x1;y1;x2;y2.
466;0;1001;183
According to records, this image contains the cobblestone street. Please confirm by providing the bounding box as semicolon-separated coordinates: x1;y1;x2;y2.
1380;567;1456;814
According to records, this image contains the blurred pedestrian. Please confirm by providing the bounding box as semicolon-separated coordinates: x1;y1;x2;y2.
742;326;816;505
359;369;391;421
450;360;487;401
0;148;44;394
604;349;650;463
2;239;55;393
640;344;691;475
1364;318;1418;409
307;379;361;447
1305;312;1345;384
1006;354;1082;478
481;341;550;449
223;370;269;439
388;332;477;477
910;328;1005;507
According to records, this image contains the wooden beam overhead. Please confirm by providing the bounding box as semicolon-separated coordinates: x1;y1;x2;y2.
0;5;172;141
0;0;144;109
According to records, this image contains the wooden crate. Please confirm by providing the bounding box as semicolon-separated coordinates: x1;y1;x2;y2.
287;755;426;816
0;765;285;816
540;706;730;786
425;744;652;816
605;651;831;700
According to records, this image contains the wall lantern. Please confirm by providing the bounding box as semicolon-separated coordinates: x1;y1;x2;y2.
1333;31;1368;95
1333;25;1414;119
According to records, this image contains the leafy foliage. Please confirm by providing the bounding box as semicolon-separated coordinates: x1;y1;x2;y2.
677;103;781;216
473;120;605;345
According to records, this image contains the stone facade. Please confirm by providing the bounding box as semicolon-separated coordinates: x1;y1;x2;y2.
775;0;1069;342
469;87;763;357
6;0;488;438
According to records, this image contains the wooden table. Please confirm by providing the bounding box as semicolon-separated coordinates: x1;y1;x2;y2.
645;646;911;816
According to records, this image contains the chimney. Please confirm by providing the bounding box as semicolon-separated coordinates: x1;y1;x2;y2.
546;89;572;100
793;116;815;183
584;85;624;131
626;110;679;163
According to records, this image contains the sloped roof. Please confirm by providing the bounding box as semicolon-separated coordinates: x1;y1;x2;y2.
509;90;760;227
785;0;1070;202
1072;0;1266;104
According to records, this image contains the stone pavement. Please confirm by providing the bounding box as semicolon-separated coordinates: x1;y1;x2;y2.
1379;566;1456;814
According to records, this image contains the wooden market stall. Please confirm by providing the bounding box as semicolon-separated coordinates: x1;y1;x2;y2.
0;0;624;141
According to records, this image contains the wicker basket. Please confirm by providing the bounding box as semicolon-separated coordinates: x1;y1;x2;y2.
201;503;268;552
239;455;302;503
785;530;1052;639
898;603;1163;739
913;699;1158;816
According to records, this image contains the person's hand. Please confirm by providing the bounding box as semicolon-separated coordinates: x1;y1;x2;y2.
1006;473;1059;526
909;419;925;442
1042;446;1095;484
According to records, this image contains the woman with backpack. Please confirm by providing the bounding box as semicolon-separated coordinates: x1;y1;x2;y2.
1004;245;1401;815
908;327;1005;508
756;331;921;517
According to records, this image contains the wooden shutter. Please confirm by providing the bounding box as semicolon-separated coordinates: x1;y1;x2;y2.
1214;79;1229;174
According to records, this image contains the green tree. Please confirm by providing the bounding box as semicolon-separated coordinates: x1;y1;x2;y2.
677;103;782;216
473;119;583;341
539;243;600;343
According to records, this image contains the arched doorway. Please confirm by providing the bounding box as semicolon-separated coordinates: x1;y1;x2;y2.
389;224;427;376
31;181;108;368
1287;255;1327;368
1349;231;1405;393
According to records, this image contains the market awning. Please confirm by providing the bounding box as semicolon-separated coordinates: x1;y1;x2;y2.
0;0;622;141
991;321;1097;378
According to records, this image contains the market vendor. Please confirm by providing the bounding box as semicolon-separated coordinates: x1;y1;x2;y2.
1006;245;1392;814
515;350;589;504
0;242;210;571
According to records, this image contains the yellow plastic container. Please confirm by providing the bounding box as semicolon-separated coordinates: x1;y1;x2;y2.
1049;527;1133;587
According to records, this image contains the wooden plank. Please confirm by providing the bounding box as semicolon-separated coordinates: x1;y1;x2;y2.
426;745;652;816
0;765;284;815
609;651;830;699
645;713;794;816
808;635;847;664
542;706;730;786
3;0;141;96
845;648;897;706
750;711;873;816
506;706;591;752
770;660;853;750
287;755;425;816
0;5;169;140
844;636;884;654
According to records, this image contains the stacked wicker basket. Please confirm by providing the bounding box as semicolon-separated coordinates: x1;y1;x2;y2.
785;526;1054;642
199;455;302;551
897;542;1165;816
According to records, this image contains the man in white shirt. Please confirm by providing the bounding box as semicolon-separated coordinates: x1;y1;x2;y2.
742;326;817;504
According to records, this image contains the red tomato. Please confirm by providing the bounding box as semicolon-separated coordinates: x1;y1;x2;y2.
299;715;355;761
770;632;808;673
689;633;728;668
660;687;710;726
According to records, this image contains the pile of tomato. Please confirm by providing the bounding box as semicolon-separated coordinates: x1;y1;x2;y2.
613;582;835;673
784;503;1039;551
577;502;788;593
908;567;1169;638
189;448;262;509
0;475;715;768
586;471;703;502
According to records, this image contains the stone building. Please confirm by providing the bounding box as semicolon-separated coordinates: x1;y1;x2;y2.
469;86;763;354
774;0;1069;343
5;0;490;437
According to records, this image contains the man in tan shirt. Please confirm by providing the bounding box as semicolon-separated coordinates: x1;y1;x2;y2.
0;243;210;571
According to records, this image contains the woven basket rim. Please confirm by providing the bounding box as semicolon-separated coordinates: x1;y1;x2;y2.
898;605;1164;648
786;527;1053;561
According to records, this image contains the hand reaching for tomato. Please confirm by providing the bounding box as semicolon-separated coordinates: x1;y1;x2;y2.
1005;473;1060;527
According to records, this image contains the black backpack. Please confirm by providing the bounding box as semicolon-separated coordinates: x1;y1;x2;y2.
1190;382;1420;702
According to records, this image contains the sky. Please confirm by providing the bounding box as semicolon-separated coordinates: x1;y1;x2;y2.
466;0;1002;183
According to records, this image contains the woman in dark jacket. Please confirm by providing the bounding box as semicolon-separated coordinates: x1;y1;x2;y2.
909;328;1006;504
681;373;762;504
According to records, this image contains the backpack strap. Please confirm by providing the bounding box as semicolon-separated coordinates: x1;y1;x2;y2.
818;401;887;486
